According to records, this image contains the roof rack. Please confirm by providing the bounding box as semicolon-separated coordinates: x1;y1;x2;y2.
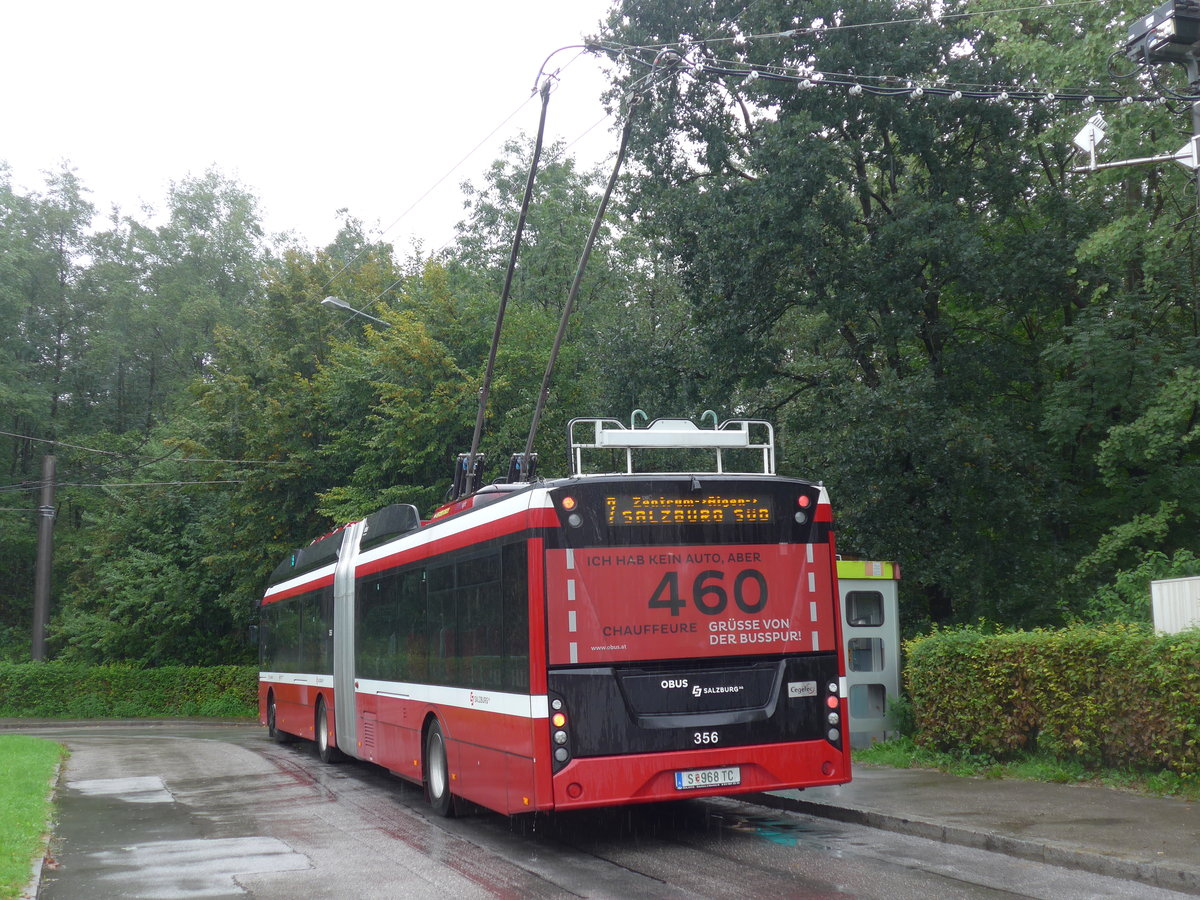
568;414;775;476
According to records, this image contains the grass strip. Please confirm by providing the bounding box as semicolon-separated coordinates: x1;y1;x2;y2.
854;736;1200;801
0;736;68;900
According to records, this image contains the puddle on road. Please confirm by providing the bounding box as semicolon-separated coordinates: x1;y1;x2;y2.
89;836;310;897
45;772;311;898
515;797;853;856
705;808;847;849
68;776;175;804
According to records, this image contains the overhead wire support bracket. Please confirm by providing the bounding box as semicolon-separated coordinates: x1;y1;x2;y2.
1070;135;1200;172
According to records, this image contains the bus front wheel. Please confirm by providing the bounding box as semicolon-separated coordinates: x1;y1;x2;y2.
424;720;455;817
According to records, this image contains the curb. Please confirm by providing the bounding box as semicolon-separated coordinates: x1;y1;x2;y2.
0;718;256;730
22;757;66;900
751;792;1200;897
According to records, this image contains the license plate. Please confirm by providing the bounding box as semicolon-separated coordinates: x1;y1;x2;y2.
674;766;741;790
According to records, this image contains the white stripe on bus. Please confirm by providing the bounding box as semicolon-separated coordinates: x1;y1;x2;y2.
258;672;335;688
355;489;554;569
354;679;549;719
263;564;336;599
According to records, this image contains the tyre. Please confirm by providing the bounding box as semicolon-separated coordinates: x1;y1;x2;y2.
316;699;344;763
424;720;455;817
267;695;292;744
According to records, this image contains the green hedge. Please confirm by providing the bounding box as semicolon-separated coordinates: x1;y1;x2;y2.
0;663;258;718
905;625;1200;775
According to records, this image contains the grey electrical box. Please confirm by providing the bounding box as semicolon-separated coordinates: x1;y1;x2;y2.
838;560;901;749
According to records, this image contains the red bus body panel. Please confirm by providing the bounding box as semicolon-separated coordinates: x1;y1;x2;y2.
259;480;850;816
550;734;849;810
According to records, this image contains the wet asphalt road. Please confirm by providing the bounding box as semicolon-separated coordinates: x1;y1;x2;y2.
21;723;1190;899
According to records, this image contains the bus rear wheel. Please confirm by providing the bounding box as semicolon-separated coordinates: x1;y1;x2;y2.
267;695;292;744
316;699;343;763
424;720;455;817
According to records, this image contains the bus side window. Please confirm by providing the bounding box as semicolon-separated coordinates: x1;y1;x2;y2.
397;569;427;682
260;604;274;670
502;542;529;692
427;562;458;686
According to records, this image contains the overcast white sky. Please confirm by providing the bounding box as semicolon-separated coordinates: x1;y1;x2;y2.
3;0;618;251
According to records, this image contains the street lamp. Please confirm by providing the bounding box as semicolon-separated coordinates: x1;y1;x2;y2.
320;296;390;328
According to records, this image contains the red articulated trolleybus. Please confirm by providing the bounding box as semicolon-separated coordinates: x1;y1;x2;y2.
258;415;850;815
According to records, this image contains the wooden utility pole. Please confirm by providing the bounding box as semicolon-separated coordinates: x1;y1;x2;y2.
31;454;56;661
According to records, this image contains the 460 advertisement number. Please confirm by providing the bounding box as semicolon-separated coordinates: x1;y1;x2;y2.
649;568;768;617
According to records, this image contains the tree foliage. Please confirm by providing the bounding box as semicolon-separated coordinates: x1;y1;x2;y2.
592;0;1200;625
2;0;1199;662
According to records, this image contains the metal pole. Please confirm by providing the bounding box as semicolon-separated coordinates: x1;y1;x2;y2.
1193;98;1200;209
522;98;641;469
31;454;56;661
464;80;553;488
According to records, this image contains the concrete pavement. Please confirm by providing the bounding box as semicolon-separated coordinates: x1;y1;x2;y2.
764;764;1200;896
12;720;1198;896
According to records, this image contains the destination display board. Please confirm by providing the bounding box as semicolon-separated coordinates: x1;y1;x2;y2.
603;493;773;526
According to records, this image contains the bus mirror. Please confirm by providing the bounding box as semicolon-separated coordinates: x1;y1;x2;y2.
247;624;259;645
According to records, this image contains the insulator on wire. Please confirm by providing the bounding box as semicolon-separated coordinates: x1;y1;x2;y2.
653;49;684;70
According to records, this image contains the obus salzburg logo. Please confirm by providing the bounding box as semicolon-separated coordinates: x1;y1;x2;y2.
693;684;745;697
661;678;689;689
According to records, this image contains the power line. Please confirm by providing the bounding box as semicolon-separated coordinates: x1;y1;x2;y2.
0;429;287;466
591;0;1197;103
327;47;629;328
596;42;1191;104
320;48;599;305
595;0;1115;53
0;479;245;492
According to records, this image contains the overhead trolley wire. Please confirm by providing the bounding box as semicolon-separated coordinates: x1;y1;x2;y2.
591;0;1199;103
593;0;1116;53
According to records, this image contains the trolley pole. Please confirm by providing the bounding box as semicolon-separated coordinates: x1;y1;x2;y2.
31;454;56;661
